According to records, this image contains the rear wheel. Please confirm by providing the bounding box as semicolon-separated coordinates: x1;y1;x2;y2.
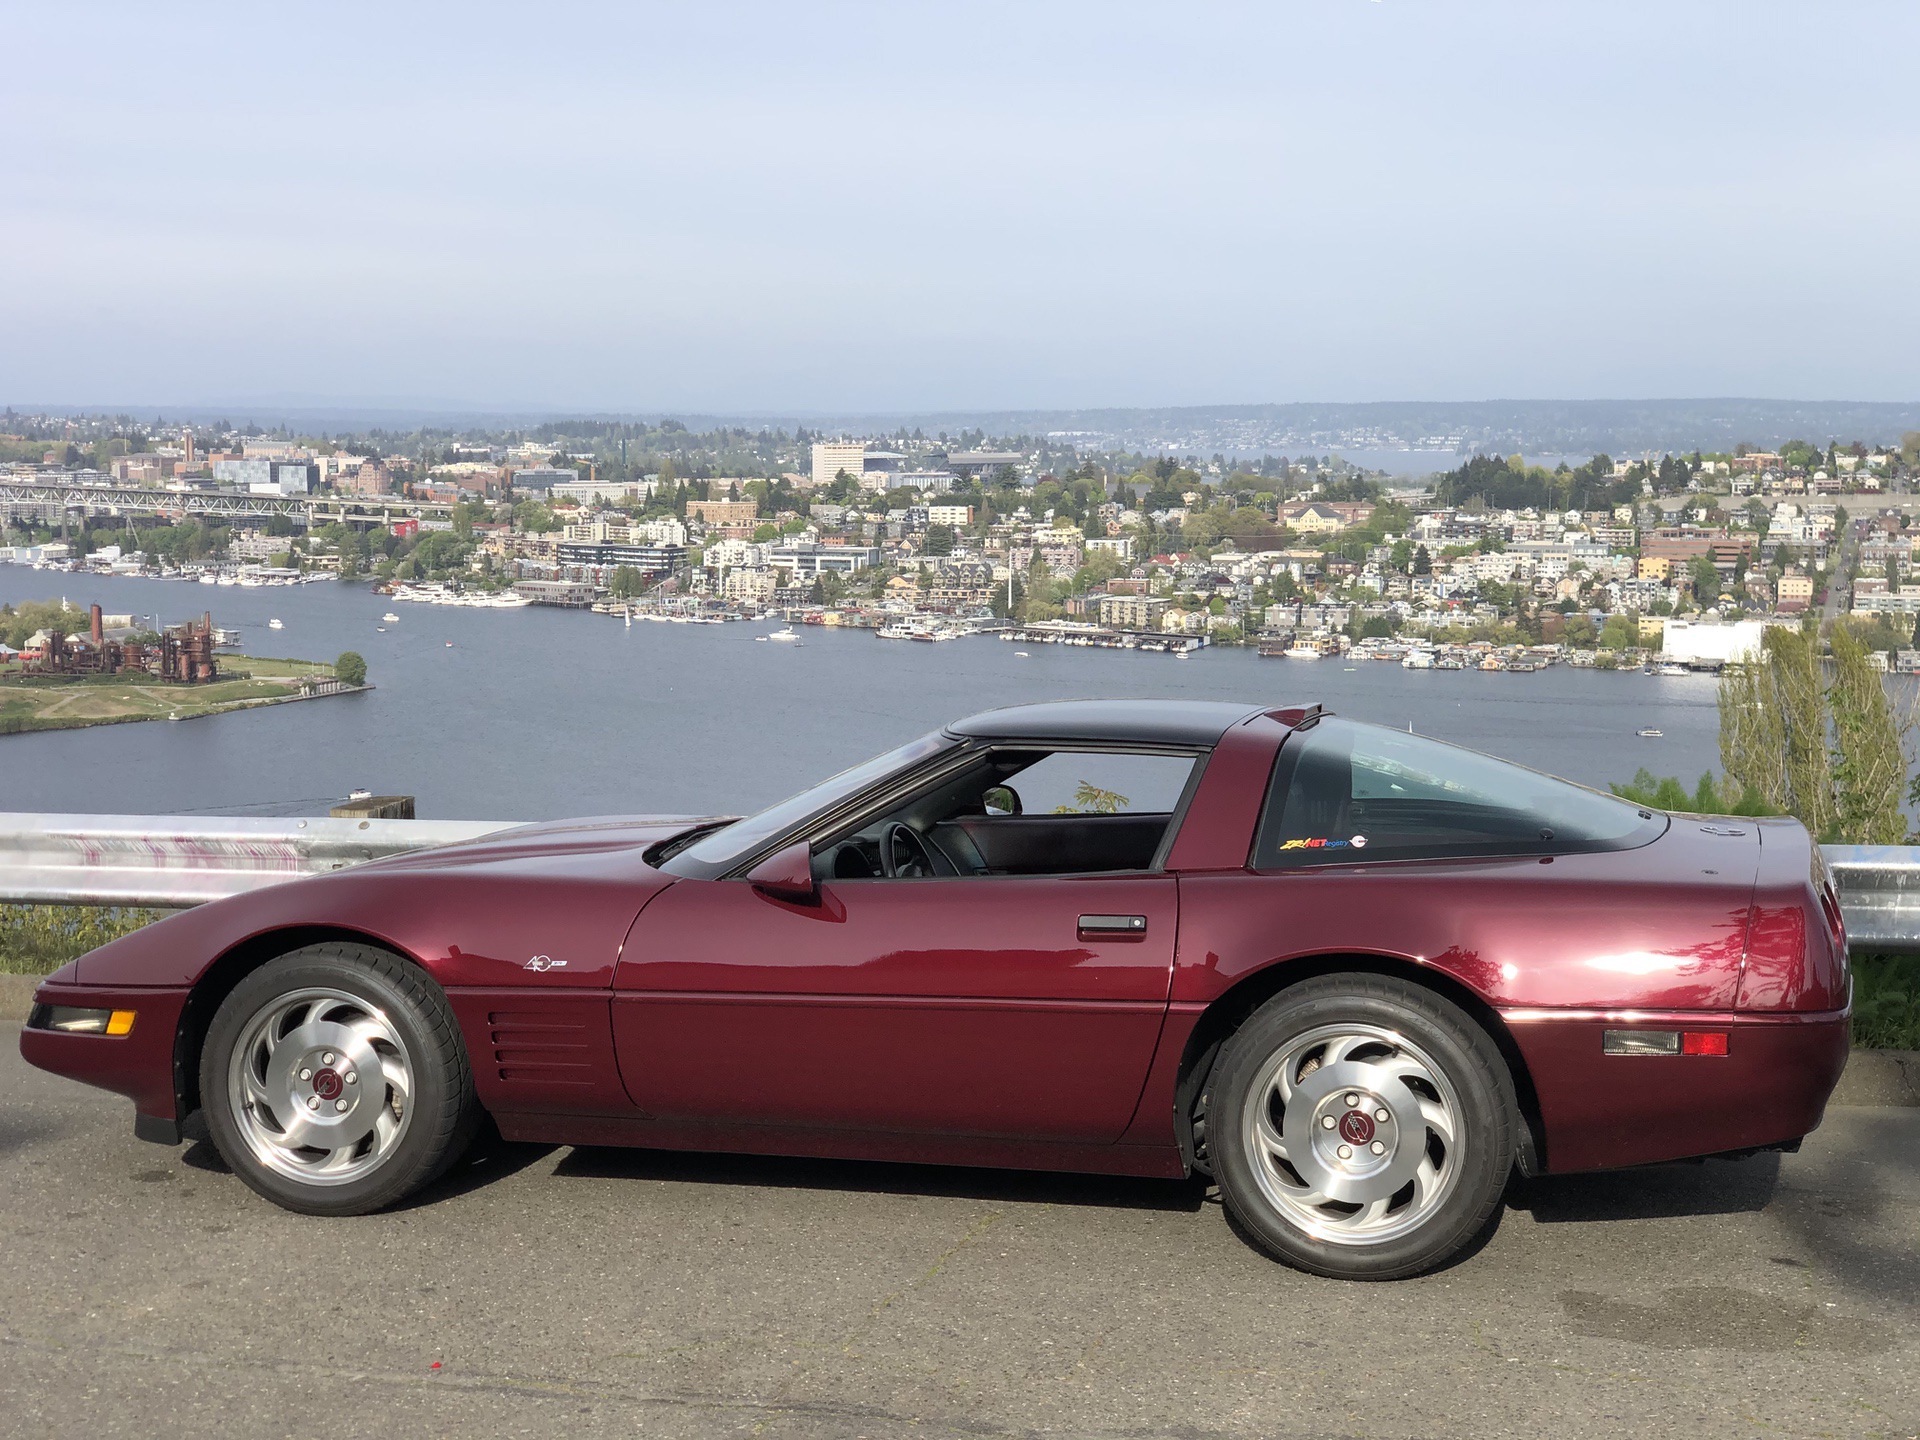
1209;974;1514;1280
201;943;480;1215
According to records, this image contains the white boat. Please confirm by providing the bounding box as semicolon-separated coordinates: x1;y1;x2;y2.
382;612;399;623
267;618;283;630
768;628;800;642
1655;663;1690;677
1284;645;1322;660
1637;727;1664;737
1014;650;1030;657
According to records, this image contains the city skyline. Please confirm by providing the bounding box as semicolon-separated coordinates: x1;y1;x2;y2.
6;2;1918;412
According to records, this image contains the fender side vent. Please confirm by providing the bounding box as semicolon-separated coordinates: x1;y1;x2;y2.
488;1010;594;1086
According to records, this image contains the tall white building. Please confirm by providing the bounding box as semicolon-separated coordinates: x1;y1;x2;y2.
811;441;867;488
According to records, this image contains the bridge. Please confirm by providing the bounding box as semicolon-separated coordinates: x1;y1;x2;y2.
0;480;457;527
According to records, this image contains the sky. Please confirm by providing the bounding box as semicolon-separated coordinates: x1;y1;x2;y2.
3;1;1917;415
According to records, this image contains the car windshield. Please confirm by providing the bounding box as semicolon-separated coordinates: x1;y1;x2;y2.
662;730;958;875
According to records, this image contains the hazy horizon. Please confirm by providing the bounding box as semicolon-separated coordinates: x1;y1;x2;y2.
7;2;1917;412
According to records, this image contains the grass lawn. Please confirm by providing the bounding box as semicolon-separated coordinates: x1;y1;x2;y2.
0;655;341;733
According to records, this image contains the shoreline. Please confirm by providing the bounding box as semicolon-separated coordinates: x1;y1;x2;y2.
0;666;368;737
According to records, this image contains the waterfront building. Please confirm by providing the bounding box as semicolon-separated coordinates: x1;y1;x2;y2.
1099;594;1170;630
1661;618;1771;664
767;541;881;580
553;539;687;586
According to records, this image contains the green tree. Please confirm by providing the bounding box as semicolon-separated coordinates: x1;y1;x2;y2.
513;500;555;533
1719;620;1910;842
1609;769;1775;817
1831;625;1909;843
335;651;368;687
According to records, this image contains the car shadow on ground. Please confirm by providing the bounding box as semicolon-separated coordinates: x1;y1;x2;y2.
1506;1152;1783;1223
550;1145;1214;1213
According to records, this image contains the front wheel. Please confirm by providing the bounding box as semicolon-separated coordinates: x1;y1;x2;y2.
1209;975;1515;1280
201;943;480;1215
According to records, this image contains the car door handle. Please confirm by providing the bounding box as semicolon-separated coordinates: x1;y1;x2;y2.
1078;914;1148;936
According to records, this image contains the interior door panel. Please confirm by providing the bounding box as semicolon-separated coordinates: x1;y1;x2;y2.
933;814;1169;875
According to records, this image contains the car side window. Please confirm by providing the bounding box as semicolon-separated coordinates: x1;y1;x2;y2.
994;751;1196;816
1252;718;1663;868
820;747;1203;879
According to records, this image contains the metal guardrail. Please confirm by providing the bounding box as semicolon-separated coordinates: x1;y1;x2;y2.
0;817;1917;952
1822;846;1920;952
0;814;515;908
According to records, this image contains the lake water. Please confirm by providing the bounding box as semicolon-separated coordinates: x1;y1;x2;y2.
0;569;1727;821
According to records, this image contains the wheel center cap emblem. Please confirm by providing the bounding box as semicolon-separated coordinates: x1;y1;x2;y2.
312;1068;344;1101
1338;1110;1376;1145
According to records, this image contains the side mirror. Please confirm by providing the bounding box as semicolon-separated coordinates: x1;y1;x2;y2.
747;841;817;903
983;785;1022;817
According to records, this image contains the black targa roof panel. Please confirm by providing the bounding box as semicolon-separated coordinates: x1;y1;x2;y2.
947;699;1271;748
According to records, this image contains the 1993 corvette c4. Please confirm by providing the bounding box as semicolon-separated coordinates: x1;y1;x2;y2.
21;700;1850;1279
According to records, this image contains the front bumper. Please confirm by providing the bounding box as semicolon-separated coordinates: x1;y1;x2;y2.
1502;1006;1851;1174
18;979;190;1142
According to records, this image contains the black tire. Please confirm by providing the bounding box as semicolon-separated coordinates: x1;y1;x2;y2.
1208;974;1514;1280
200;943;481;1216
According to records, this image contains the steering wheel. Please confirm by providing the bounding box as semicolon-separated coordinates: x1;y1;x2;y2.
880;822;938;879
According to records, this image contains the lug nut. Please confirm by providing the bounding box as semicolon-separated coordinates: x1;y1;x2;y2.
1370;1140;1386;1155
334;1099;349;1112
1337;1144;1353;1160
345;1072;357;1085
1321;1115;1336;1129
299;1068;312;1082
1344;1093;1359;1107
307;1096;320;1110
1375;1108;1389;1123
322;1052;336;1065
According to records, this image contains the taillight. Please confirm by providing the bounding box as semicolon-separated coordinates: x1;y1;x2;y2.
1603;1029;1729;1056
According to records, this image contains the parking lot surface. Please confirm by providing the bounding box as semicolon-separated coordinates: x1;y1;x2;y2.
2;1027;1916;1440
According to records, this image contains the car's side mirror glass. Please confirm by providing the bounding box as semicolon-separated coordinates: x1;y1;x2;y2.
746;841;817;903
983;785;1022;817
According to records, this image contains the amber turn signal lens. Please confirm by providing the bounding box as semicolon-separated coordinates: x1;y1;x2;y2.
105;1010;136;1036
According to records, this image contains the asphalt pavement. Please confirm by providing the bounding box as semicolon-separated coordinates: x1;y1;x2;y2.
2;1026;1917;1440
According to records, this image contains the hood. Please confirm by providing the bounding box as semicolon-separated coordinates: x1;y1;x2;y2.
359;814;735;874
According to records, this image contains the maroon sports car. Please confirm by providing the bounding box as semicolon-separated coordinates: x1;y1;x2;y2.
21;700;1849;1279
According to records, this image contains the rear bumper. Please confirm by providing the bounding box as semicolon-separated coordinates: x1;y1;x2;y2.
18;979;189;1137
1502;1006;1850;1174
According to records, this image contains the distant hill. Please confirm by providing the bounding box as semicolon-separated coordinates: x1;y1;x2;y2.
15;397;1920;456
745;399;1920;457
